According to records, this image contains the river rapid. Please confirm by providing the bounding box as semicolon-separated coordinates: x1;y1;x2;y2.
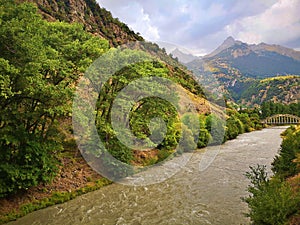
7;127;287;225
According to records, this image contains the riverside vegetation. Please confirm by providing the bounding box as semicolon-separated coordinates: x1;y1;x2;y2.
260;101;300;118
0;0;291;224
244;125;300;225
242;101;300;225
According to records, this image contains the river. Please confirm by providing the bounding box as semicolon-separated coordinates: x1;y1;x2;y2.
7;127;287;225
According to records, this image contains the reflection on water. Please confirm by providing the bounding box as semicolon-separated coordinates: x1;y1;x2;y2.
7;127;286;225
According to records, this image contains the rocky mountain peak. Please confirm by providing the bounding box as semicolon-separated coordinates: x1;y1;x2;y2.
205;36;244;58
223;36;236;46
21;0;144;46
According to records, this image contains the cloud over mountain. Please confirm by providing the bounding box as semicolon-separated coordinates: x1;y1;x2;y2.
98;0;300;55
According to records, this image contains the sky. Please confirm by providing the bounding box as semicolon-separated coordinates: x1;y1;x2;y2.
97;0;300;56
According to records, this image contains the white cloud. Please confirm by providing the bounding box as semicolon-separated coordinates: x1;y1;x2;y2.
130;8;160;41
97;1;160;41
226;0;300;45
98;0;300;54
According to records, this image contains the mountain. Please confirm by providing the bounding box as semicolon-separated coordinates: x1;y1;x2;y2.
251;43;300;61
20;0;208;113
21;0;144;46
203;37;300;78
185;37;300;105
205;36;242;58
171;48;199;64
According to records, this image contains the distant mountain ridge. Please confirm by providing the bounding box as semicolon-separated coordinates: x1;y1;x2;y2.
204;36;300;61
184;37;300;105
202;37;300;78
14;1;300;105
170;48;199;63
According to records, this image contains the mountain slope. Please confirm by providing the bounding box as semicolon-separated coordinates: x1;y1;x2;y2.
21;0;144;46
240;76;300;105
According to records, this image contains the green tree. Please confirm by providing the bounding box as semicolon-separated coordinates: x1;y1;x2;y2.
177;125;197;153
205;114;225;145
0;0;109;196
225;116;242;140
237;113;253;132
272;127;300;178
197;114;210;148
244;165;299;225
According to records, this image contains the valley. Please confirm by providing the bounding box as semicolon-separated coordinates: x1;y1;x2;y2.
0;0;300;224
173;37;300;106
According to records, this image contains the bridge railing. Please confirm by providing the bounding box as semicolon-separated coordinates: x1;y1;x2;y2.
261;114;300;125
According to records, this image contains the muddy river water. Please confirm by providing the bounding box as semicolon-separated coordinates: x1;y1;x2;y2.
7;127;287;225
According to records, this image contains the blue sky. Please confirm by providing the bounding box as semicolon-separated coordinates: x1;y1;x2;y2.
98;0;300;55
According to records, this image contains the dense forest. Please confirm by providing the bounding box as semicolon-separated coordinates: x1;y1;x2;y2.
0;0;111;197
260;101;300;118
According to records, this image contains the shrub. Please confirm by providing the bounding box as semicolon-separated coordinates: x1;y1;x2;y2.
205;114;226;145
197;128;210;148
272;128;300;178
244;165;300;225
179;125;197;152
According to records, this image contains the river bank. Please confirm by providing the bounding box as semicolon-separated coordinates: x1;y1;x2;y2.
0;155;112;224
4;127;287;225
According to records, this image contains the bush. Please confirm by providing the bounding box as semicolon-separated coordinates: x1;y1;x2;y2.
244;165;300;225
225;116;244;141
178;125;197;153
0;135;59;197
205;114;226;145
238;113;254;132
272;128;300;178
197;128;210;148
157;149;173;162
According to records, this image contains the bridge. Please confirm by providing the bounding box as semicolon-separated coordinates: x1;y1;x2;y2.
261;114;300;125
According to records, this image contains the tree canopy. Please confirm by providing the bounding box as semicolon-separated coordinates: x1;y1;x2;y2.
0;0;109;196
